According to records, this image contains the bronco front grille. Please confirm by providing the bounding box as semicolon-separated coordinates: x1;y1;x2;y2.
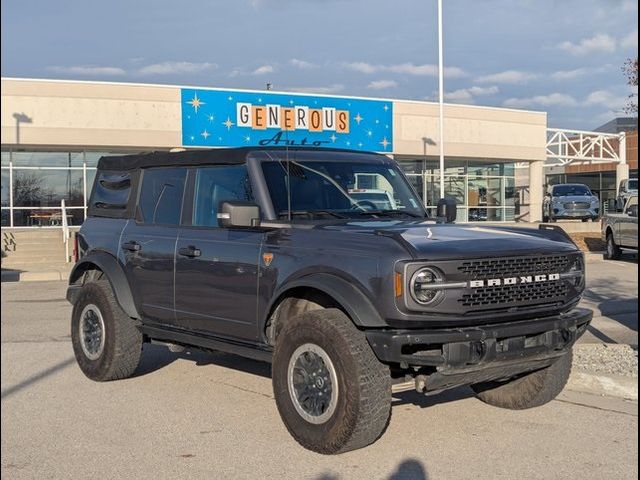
457;255;571;280
459;282;569;308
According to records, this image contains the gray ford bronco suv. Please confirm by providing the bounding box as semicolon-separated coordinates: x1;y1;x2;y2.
67;147;592;454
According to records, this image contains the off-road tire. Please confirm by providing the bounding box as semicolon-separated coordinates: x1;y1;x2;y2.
71;280;142;381
604;232;622;260
471;351;572;410
272;308;392;454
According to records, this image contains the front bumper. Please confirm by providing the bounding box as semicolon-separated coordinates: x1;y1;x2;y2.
552;205;598;219
366;307;592;391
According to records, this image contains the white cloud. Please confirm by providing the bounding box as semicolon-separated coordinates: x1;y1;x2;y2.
621;29;638;49
252;64;275;75
444;85;499;103
558;33;616;56
46;65;126;76
584;90;628;110
550;68;590;81
289;59;318;69
367;79;398;90
136;61;216;75
288;84;345;94
476;70;538;84
343;62;466;78
503;93;579;108
344;62;378;74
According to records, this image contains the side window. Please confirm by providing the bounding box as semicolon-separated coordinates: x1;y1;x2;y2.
138;168;187;225
192;165;253;227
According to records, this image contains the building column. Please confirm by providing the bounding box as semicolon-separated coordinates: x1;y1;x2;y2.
616;132;629;195
529;160;545;223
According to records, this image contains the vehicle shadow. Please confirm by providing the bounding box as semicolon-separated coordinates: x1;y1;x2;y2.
316;458;428;480
392;386;474;409
133;343;271;379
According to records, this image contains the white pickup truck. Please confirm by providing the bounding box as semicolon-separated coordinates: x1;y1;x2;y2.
602;195;638;259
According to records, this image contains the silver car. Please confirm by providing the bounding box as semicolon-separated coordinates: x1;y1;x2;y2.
544;183;599;222
616;178;638;211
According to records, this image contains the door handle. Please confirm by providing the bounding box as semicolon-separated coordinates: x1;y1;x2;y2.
178;246;201;258
122;241;141;252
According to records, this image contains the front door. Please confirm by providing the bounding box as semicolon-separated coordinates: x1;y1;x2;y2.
174;164;263;341
121;167;187;325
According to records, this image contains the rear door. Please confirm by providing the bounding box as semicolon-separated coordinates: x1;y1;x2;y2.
120;167;187;325
621;198;638;248
174;164;263;341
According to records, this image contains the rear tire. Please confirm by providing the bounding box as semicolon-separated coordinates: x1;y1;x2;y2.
605;232;622;260
471;351;572;410
272;308;392;454
71;280;142;381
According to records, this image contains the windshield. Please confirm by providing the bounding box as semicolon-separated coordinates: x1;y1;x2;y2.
261;156;425;220
628;179;638;190
552;185;591;197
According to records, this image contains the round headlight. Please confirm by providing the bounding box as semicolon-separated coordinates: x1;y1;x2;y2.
410;267;445;305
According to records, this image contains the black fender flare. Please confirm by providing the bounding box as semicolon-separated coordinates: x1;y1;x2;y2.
67;251;139;319
267;272;386;328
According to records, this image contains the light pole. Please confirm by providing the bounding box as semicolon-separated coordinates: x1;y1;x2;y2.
437;0;445;198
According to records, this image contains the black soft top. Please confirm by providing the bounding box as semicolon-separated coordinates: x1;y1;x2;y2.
97;147;385;171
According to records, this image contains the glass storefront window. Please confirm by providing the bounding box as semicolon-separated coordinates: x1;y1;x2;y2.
1;170;9;207
13;169;84;207
11;151;84;167
12;208;85;227
1;209;9;226
1;151;10;167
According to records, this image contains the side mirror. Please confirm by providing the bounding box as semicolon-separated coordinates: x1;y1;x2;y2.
217;201;261;228
627;205;638;217
436;197;457;224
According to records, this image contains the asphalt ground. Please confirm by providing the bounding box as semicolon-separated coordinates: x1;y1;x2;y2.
1;255;638;479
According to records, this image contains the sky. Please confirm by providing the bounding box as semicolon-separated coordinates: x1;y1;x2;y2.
1;0;637;129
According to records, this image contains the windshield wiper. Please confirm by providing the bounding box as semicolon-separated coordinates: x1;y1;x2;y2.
278;210;349;219
357;209;424;218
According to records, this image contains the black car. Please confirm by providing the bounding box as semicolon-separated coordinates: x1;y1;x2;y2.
67;147;591;454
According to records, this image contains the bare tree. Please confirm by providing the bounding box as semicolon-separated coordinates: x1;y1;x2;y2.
622;58;638;115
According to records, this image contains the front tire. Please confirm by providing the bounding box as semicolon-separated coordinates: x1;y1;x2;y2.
272;308;391;454
605;232;622;260
71;279;143;381
471;351;572;410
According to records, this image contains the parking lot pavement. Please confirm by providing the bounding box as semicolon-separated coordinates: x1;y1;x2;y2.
1;267;638;480
579;254;638;345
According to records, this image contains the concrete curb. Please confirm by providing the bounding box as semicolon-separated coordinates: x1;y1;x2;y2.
1;269;69;282
566;370;638;401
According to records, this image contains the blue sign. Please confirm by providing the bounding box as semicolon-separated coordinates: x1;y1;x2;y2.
181;88;393;152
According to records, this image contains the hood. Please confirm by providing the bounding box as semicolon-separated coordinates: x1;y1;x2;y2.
320;220;579;260
552;195;597;203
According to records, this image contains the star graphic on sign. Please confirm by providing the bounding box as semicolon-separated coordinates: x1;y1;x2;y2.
222;117;235;130
379;137;390;150
358;142;363;148
329;134;337;143
187;93;205;113
190;135;195;141
244;135;251;143
258;98;263;103
207;113;215;122
375;119;380;124
201;130;210;140
289;99;294;105
227;96;233;101
383;104;389;111
218;136;223;141
354;113;363;125
346;141;351;146
366;129;373;137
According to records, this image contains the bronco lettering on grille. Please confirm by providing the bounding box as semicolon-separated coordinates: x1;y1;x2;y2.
469;273;560;288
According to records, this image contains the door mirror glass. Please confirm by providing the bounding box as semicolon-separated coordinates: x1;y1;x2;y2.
217;201;261;227
626;205;638;217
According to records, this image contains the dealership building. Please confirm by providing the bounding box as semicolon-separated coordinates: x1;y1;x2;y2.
1;77;636;231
